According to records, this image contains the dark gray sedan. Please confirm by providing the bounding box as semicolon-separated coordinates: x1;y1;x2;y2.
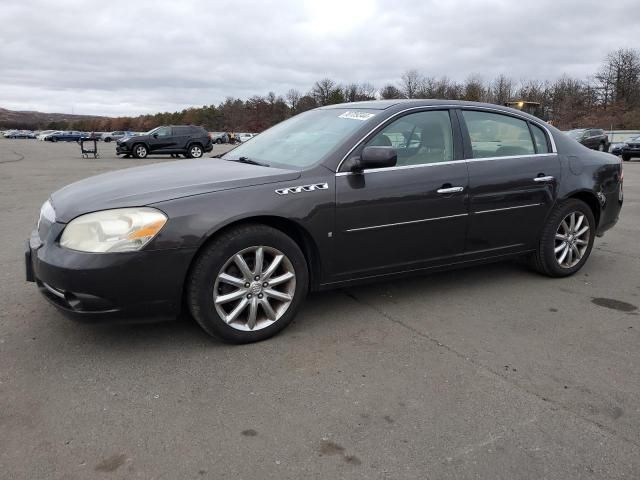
26;100;623;343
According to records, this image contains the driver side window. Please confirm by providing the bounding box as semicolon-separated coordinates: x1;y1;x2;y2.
365;110;454;166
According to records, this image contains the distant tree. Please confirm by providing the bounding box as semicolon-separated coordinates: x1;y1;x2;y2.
380;84;403;99
399;70;423;99
462;74;486;101
489;74;514;105
312;78;340;106
285;88;301;111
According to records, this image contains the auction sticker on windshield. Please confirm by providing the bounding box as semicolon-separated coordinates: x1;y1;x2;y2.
338;111;376;121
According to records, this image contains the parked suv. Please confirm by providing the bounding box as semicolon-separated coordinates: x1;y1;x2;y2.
567;128;610;152
116;125;213;159
621;135;640;161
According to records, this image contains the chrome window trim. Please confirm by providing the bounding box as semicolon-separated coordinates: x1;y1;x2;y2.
334;104;557;173
474;203;542;215
335;153;558;177
345;213;468;233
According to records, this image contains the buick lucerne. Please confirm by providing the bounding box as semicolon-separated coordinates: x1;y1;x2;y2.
26;100;623;343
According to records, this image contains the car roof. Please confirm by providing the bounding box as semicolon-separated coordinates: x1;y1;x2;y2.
318;99;556;127
319;99;541;116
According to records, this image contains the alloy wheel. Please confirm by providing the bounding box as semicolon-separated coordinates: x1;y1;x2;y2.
554;211;590;268
190;145;202;158
135;145;147;158
213;246;296;331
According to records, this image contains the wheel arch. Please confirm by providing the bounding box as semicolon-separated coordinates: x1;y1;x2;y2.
185;215;322;293
564;190;601;227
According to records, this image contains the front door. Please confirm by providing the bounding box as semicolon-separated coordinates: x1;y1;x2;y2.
148;126;173;152
332;109;469;280
459;109;561;256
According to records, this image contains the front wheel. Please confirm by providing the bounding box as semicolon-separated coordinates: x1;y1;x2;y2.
133;144;148;159
187;224;309;343
104;137;112;143
529;199;595;277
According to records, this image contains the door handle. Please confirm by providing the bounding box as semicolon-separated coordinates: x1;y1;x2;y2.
437;186;464;194
533;175;554;182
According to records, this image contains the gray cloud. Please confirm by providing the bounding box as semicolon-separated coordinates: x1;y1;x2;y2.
1;0;637;116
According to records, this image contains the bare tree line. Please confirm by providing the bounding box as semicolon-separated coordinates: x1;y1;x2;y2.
23;47;640;133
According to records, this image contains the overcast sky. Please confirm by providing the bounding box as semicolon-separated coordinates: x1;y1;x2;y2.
1;0;637;117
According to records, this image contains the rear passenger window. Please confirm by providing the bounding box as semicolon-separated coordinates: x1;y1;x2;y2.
530;124;550;153
462;110;535;158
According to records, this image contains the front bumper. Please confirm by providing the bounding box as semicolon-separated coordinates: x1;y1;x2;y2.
621;147;640;156
115;143;132;154
26;227;196;323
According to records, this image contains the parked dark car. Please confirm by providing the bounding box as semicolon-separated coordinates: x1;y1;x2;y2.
621;135;640;161
26;100;623;343
566;128;610;151
116;125;213;159
45;131;84;142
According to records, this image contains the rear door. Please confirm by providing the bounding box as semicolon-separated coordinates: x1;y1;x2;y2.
333;109;469;280
459;109;561;256
172;126;191;149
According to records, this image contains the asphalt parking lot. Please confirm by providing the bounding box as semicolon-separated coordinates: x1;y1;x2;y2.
1;138;639;479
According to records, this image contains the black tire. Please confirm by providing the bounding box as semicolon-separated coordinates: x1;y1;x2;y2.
187;224;309;343
51;137;58;143
598;142;606;152
529;199;595;277
622;154;630;161
132;143;148;159
104;137;112;143
215;138;222;144
187;143;203;158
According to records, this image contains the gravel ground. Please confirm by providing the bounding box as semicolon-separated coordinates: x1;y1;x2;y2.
1;138;639;479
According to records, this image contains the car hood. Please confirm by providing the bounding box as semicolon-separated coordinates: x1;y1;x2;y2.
51;159;300;223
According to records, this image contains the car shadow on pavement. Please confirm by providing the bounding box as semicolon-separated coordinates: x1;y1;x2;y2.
66;260;530;349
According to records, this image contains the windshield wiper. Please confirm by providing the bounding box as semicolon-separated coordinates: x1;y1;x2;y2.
226;156;270;167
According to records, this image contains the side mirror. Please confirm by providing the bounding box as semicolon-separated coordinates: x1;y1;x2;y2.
153;133;158;138
346;146;397;173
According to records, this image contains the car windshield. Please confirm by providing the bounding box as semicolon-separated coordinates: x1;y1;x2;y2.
567;129;585;139
221;108;380;169
145;127;160;135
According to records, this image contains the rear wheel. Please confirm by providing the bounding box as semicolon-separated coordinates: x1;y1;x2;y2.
529;199;595;277
104;137;112;143
598;142;605;152
187;144;203;158
622;154;631;161
187;224;308;343
133;144;148;159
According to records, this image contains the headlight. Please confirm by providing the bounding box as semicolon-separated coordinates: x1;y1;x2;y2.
38;200;56;229
60;207;167;253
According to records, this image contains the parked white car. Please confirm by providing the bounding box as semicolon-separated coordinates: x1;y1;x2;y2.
36;130;57;141
238;132;256;142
